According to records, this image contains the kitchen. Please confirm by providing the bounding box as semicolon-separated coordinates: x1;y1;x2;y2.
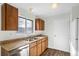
0;3;79;56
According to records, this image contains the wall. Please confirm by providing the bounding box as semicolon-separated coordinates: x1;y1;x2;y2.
44;13;70;52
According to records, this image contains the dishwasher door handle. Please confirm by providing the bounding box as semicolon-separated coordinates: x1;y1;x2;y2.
18;46;29;50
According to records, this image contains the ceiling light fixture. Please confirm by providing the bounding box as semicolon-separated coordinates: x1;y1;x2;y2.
52;3;59;9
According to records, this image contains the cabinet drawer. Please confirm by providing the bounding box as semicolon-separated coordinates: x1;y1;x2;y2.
37;40;41;44
30;42;36;48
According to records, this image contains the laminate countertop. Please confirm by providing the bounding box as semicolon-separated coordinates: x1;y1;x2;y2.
1;40;28;51
1;36;47;52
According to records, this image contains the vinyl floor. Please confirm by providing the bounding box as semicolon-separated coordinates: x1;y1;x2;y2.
41;48;70;56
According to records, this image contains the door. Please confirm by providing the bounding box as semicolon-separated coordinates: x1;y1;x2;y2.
41;41;45;53
70;19;78;56
35;18;44;30
37;43;42;56
35;19;40;30
29;42;37;56
52;20;70;52
6;4;18;30
45;39;48;50
2;3;18;30
29;46;37;56
41;20;44;30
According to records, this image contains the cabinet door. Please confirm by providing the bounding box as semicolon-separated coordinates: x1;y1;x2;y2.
29;46;37;56
35;19;40;30
41;41;45;53
29;42;37;56
45;39;48;50
2;3;18;30
40;20;42;30
41;20;44;30
37;43;42;56
35;18;44;30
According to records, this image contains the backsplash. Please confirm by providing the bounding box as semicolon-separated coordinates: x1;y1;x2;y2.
0;31;44;41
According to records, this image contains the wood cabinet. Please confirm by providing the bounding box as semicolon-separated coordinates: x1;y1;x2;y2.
35;18;45;30
41;37;48;53
37;40;42;56
41;41;45;53
29;42;37;56
29;37;48;56
45;38;48;50
40;20;44;30
35;19;40;30
29;46;37;56
1;47;10;56
41;39;46;53
1;3;18;30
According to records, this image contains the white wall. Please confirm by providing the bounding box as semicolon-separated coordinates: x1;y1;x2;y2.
44;13;70;52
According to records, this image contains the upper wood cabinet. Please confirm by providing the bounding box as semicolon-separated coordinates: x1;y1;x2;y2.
1;3;18;31
35;18;45;30
41;39;46;53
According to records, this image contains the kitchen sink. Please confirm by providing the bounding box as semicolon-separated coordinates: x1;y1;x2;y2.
34;36;44;39
25;37;38;41
24;35;44;42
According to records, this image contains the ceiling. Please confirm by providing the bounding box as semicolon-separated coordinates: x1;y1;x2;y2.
10;3;79;17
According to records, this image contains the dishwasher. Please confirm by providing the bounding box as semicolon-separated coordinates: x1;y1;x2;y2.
10;44;29;56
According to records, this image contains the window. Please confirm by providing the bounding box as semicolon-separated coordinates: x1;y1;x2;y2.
18;16;33;33
26;19;33;33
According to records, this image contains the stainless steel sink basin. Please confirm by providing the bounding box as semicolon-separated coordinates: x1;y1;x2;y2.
24;36;44;42
25;37;38;41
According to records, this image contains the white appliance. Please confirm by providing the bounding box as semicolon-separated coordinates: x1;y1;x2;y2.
11;44;29;56
19;44;29;56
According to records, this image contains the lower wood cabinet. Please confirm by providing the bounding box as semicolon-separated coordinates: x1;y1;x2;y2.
45;38;48;50
29;46;37;56
41;41;46;53
1;37;48;56
29;42;37;56
29;37;48;56
37;40;42;56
